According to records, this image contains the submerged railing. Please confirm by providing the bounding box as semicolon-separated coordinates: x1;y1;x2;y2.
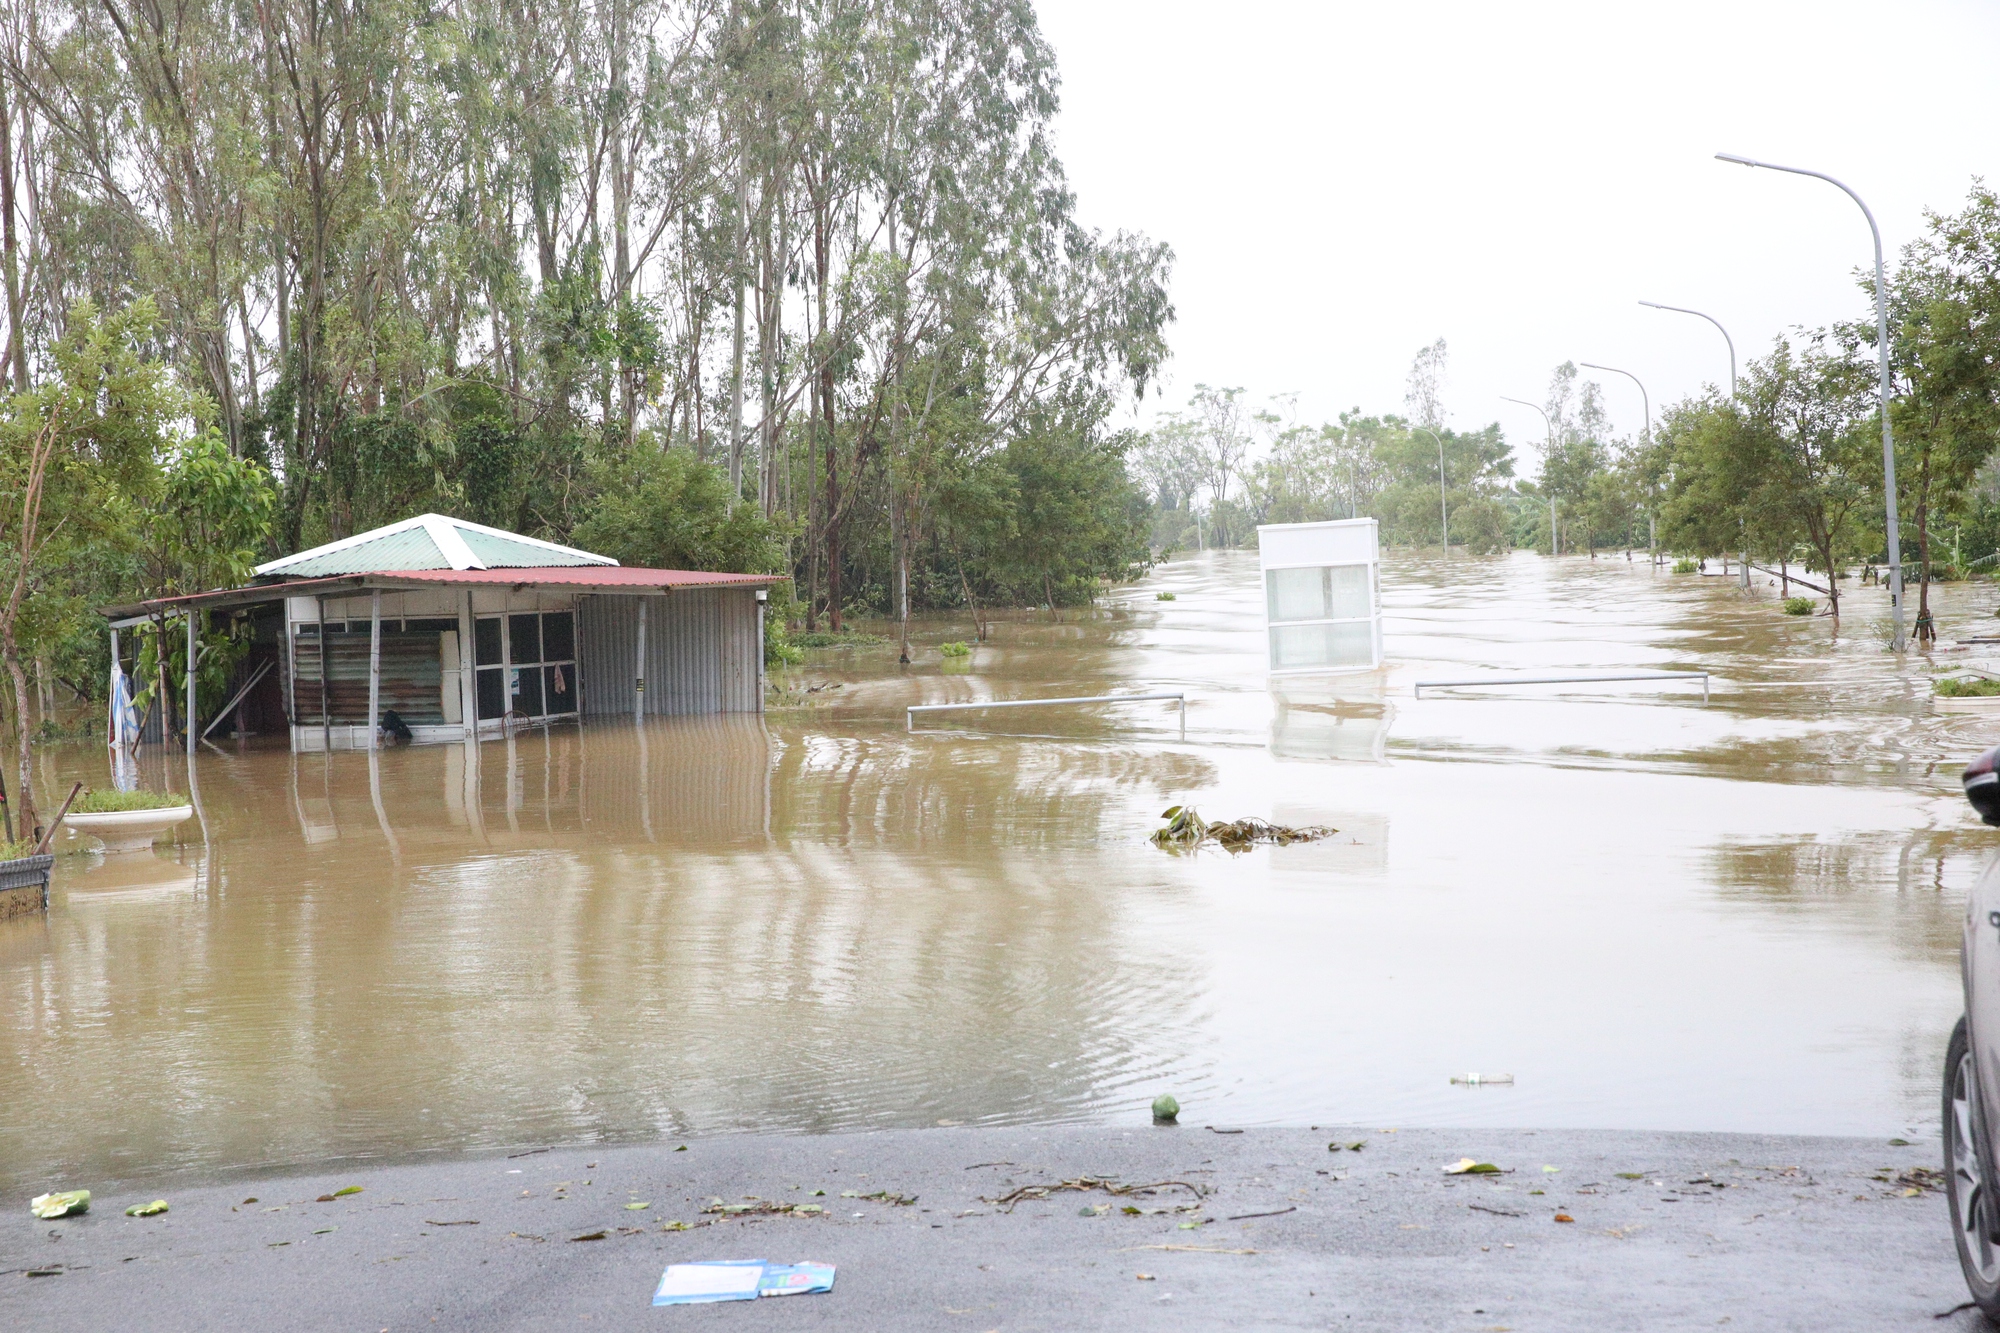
908;691;1187;737
1414;671;1710;703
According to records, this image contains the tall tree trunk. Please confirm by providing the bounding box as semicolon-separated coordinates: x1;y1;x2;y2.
608;0;636;447
4;637;35;837
727;152;748;506
893;494;909;663
239;285;260;416
818;199;839;631
1915;445;1935;640
0;79;27;393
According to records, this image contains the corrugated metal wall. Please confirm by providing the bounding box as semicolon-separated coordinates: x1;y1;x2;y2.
577;590;760;717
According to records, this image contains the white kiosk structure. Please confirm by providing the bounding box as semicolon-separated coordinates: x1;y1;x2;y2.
1257;518;1382;676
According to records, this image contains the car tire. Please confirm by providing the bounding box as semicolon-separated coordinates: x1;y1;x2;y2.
1947;1016;2000;1318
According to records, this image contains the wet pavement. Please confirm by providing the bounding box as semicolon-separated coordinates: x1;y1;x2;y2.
2;550;1996;1198
0;1125;1966;1331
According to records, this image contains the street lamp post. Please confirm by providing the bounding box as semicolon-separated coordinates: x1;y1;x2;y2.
1578;362;1659;567
1716;151;1905;651
1417;426;1449;555
1500;396;1558;556
1639;301;1736;399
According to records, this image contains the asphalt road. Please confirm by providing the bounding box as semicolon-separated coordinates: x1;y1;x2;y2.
0;1126;1977;1330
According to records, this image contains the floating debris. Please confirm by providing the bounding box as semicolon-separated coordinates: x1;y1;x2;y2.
988;1176;1208;1213
1443;1158;1504;1175
1152;1094;1180;1123
124;1200;169;1217
701;1197;830;1217
1149;806;1335;853
30;1191;90;1219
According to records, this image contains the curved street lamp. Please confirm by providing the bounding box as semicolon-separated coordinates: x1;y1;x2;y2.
1578;362;1661;565
1416;426;1449;555
1716;151;1905;651
1638;301;1736;399
1499;396;1558;556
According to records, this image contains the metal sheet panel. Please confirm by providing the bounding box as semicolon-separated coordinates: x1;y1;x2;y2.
577;590;762;718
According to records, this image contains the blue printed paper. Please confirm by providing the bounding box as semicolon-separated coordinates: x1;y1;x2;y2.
758;1262;836;1296
651;1260;767;1305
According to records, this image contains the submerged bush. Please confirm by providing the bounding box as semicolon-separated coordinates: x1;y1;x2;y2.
792;629;885;649
1782;596;1816;616
1937;677;2000;698
1672;558;1699;574
938;641;972;658
1155;591;1176;601
72;789;187;813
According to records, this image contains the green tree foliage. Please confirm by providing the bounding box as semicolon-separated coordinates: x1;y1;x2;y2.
1661;338;1878;618
0;0;1176;655
573;443;787;573
0;300;208;827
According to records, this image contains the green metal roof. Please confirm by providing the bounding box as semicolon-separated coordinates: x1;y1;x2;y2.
458;528;603;568
255;513;617;578
274;527;448;578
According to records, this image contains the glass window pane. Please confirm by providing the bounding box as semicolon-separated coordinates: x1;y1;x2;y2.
1269;622;1375;671
1266;567;1329;622
508;613;541;666
475;617;504;666
476;667;506;719
542;611;575;662
1326;565;1372;620
544;663;575;713
513;665;544;716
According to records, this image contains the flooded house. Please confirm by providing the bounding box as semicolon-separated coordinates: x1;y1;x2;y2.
100;513;783;751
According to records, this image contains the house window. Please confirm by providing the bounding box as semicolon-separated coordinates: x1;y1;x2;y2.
475;610;578;720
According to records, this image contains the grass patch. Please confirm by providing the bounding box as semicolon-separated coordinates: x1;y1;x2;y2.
938;641;971;658
791;630;886;649
1672;558;1699;574
1782;596;1816;616
0;837;43;861
1155;591;1177;601
1937;677;2000;698
72;788;188;813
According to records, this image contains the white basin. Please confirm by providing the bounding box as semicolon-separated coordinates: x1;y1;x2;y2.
64;806;195;854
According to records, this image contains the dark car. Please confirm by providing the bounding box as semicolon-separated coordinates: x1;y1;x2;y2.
1950;745;2000;1315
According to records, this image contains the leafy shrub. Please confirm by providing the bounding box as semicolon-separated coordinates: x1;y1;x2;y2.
1672;558;1699;574
72;788;188;813
939;641;972;658
1155;591;1176;601
1937;677;2000;698
1782;597;1816;616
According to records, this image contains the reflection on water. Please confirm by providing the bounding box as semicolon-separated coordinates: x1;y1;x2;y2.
1;549;1992;1191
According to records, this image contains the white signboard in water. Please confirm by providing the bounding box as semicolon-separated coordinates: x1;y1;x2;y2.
1256;518;1382;675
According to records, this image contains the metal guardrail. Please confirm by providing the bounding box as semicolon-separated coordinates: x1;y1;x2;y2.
1414;671;1710;702
908;691;1187;737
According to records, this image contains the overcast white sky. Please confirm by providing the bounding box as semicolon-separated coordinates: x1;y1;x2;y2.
1036;0;2000;466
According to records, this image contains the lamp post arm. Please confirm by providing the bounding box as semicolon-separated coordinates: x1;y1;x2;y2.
1501;395;1560;556
1578;363;1650;446
1418;426;1449;554
1638;301;1736;398
1716;151;1903;649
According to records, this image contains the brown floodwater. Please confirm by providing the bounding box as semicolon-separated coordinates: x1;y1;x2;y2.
2;550;1993;1193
